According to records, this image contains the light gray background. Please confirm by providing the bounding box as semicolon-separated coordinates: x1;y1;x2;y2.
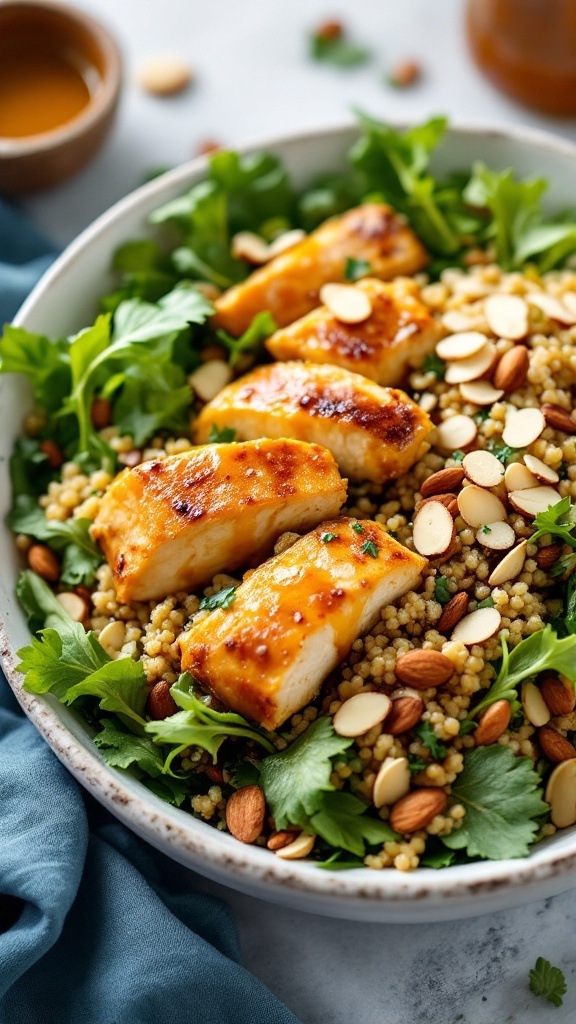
24;1;576;1019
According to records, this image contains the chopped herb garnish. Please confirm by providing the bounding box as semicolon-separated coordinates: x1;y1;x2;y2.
207;424;237;443
408;753;428;775
321;532;338;543
487;439;518;464
451;450;465;465
531;496;576;549
351;522;364;533
529;957;567;1008
422;352;446;379
199;585;237;611
481;524;491;534
345;257;372;281
415;721;448;760
477;596;495;608
474;408;491;423
434;575;452;605
361;540;379;558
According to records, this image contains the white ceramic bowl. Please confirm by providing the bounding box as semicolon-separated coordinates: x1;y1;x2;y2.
3;121;576;923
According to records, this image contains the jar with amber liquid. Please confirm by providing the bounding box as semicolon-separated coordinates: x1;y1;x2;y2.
467;0;576;115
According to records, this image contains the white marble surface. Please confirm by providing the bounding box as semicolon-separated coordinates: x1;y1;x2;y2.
23;0;576;1018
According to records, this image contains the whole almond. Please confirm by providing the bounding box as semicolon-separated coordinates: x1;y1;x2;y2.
437;592;469;634
541;403;576;435
474;699;511;745
39;439;64;469
206;765;224;784
395;649;454;689
148;681;178;720
27;543;60;582
492;345;529;394
389;788;447;833
536;544;563;571
538;726;576;763
417;492;458;511
447;498;459;518
540;675;576;716
91;396;112;429
420;467;465;499
226;785;266;844
385;695;425;735
267;830;297;851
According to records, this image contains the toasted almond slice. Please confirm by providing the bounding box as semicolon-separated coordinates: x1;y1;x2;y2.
436;331;488;361
523;454;559;484
267;229;306;257
501;407;545;449
508;486;561;518
441;310;483;333
462;450;505;488
435;415;477;452
488;539;527;585
504;462;539;491
274;832;316;860
444;342;497;384
457;485;507;528
522;681;551;727
189;360;234;403
231;231;270;264
332;692;392;738
476;521;515;550
419;393;437;414
319;283;372;324
459;380;504;406
412;501;455;557
528;292;576;324
560;291;576;316
98;620;127;656
56;591;89;622
373;757;411;809
484;293;528;339
451;606;502;645
545;758;576;828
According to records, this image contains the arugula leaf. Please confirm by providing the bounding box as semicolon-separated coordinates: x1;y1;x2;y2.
470;626;576;720
434;576;452;606
199;586;237;611
529;957;567;1008
531;496;576;548
310;792;398;857
442;745;548;859
216;310;277;367
207;424;237;443
415;721;448;760
345;257;372;281
94;718;166;777
8;496;102;585
259;716;352;830
422;353;446;378
310;31;370;68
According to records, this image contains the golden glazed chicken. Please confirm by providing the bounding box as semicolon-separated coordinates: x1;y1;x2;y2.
180;518;427;729
212;203;427;335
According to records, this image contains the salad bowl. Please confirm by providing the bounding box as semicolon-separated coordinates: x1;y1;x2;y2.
3;119;576;922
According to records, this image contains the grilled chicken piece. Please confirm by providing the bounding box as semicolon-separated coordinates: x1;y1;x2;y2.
180;518;427;729
212;203;427;336
266;277;443;386
193;361;432;484
91;438;346;603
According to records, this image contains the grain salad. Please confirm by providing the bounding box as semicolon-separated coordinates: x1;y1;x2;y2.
4;115;576;874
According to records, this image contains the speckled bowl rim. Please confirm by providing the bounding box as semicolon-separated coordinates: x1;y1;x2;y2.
3;119;576;922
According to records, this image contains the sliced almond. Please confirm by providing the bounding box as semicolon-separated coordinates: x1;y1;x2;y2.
545;758;576;828
522;681;551;728
267;229;306;257
231;231;270;264
488;539;527;586
504;462;539;491
444;342;497;384
332;692;391;738
462;450;505;488
560;291;576;315
476;521;515;551
523;454;559;485
442;310;483;333
508;486;561;518
451;606;502;645
501;407;545;449
189;360;233;403
419;392;437;414
436;331;488;361
320;283;372;324
98;620;127;657
412;500;455;557
528;292;576;325
56;591;89;623
484;293;528;339
459;380;504;406
373;757;411;809
274;832;316;860
435;415;477;452
457;485;507;528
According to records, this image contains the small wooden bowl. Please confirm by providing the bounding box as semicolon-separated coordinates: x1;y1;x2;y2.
0;0;122;194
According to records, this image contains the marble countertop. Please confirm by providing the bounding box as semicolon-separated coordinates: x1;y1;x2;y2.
23;0;576;1018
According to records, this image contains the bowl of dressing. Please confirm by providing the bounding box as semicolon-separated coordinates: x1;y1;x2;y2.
0;0;122;194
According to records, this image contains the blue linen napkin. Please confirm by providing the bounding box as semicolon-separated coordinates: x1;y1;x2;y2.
0;199;301;1024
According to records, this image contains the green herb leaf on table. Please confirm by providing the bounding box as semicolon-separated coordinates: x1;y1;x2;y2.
207;424;237;443
259;716;352;831
310;31;370;69
529;957;567;1008
310;791;398;857
415;721;448;760
434;576;452;606
345;257;372;281
442;745;548;860
199;585;238;611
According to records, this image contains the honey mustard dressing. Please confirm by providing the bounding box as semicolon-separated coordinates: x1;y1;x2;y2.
0;44;93;138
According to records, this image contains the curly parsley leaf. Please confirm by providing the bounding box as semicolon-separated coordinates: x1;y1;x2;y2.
310;792;398;857
143;776;191;807
434;576;452;605
442;745;548;860
529;957;567;1008
199;585;237;611
415;721;448;760
408;753;428;775
420;842;456;869
94;718;166;777
486;439;518;464
531;496;576;548
259;716;352;830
